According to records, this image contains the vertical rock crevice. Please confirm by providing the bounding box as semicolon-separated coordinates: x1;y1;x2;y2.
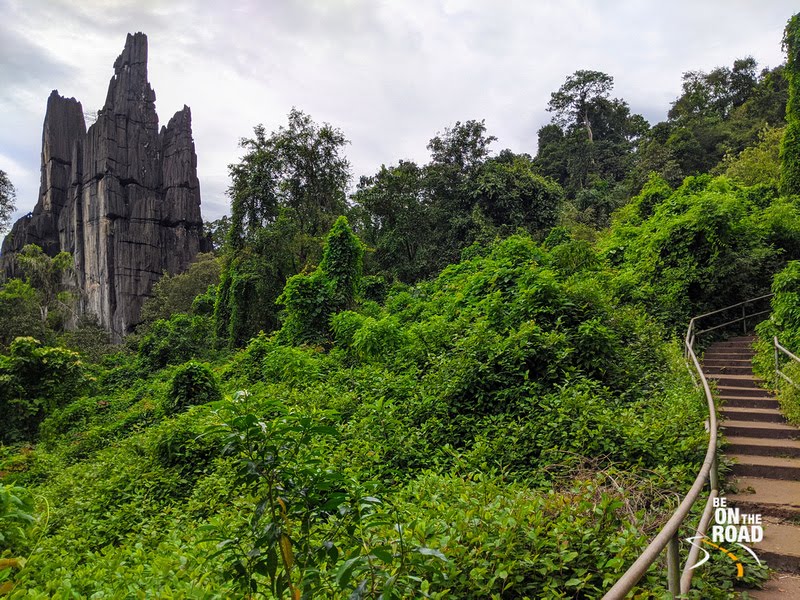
1;32;206;341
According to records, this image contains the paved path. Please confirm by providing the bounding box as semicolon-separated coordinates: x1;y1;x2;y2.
702;336;800;597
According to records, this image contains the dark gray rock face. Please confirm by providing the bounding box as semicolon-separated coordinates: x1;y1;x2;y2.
1;32;206;340
2;91;86;266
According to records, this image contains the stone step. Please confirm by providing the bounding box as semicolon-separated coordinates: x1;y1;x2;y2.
704;348;755;354
704;371;763;389
703;360;753;375
722;421;800;440
710;339;800;579
717;385;773;398
703;347;756;360
723;396;781;409
754;518;800;574
703;358;755;365
726;437;800;459
743;572;800;599
705;368;755;378
729;454;800;480
721;407;786;423
729;477;800;517
712;335;755;342
708;343;755;351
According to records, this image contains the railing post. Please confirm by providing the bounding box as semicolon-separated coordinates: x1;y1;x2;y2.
775;337;780;386
742;304;747;335
710;453;719;491
667;533;680;597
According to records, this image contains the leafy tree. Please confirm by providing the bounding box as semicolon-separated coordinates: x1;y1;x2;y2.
16;244;76;329
203;216;231;253
781;13;800;195
533;124;569;184
633;59;787;190
227;108;350;255
0;279;43;349
216;110;351;347
140;253;221;325
278;216;364;345
354;122;567;282
536;70;647;218
742;65;789;127
352;120;497;282
351;160;431;282
215;209;304;347
547;70;614;143
424;120;497;257
472;152;563;233
0;337;89;443
427;119;496;170
723;126;784;187
669;58;758;122
138;314;214;371
0;170;15;235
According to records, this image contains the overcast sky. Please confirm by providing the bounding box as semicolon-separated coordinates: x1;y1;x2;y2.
0;0;796;228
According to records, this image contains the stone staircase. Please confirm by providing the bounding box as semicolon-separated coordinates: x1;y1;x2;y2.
702;336;800;597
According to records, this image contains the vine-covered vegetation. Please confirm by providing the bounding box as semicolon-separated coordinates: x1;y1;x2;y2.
753;261;800;426
3;11;800;598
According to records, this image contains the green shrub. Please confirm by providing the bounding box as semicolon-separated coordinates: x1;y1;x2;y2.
754;261;800;425
277;270;332;345
220;332;276;386
601;175;781;329
140;254;221;325
0;338;89;443
278;217;365;345
548;238;601;277
262;345;324;388
781;13;800;195
164;362;222;416
0;484;35;554
57;318;115;364
360;274;388;303
138;314;214;371
191;284;218;316
330;310;368;349
38;396;100;445
153;417;221;476
351;316;405;362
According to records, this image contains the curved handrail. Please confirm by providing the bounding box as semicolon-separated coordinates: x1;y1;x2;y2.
774;336;800;388
602;294;772;599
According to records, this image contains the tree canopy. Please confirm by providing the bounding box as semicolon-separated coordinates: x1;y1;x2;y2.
215;110;351;347
781;13;800;195
547;69;614;143
0;169;16;234
227;108;350;257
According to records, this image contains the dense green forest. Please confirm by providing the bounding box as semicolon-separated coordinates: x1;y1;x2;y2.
2;13;800;599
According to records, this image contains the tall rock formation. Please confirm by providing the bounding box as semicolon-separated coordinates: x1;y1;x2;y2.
1;32;206;340
2;92;86;261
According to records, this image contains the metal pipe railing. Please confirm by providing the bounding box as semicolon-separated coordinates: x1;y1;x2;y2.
602;294;772;599
775;336;800;388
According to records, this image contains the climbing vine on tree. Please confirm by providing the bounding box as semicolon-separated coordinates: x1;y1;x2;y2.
214;110;351;347
781;12;800;195
278;216;364;345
